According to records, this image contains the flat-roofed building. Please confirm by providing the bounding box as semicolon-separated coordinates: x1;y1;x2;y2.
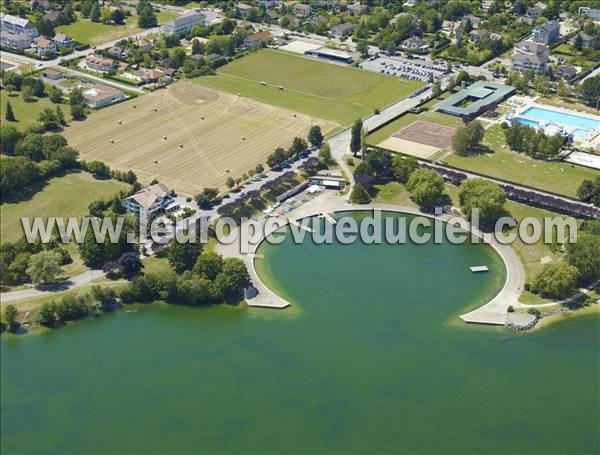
82;83;124;108
434;81;516;121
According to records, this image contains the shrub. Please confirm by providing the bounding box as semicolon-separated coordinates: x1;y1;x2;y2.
349;183;371;204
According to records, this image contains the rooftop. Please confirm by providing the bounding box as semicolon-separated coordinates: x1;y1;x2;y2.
435;81;516;117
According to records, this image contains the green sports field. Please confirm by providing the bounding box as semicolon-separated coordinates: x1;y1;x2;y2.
194;49;424;126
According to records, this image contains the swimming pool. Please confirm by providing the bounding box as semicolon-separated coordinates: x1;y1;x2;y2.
513;106;600;139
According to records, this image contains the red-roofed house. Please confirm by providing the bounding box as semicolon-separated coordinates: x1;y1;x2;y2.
36;37;56;56
243;30;272;47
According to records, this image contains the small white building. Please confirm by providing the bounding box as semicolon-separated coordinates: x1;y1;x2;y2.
36;37;56;56
53;33;74;48
82;84;124;108
124;183;176;219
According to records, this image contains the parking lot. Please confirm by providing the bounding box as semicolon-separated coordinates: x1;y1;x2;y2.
360;55;450;82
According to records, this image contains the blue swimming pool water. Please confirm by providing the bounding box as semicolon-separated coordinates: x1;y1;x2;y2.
518;106;600;138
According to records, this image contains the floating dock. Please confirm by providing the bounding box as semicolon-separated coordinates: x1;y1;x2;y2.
324;213;337;224
289;218;314;233
470;266;489;273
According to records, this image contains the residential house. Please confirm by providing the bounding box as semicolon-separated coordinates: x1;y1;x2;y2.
578;7;600;20
42;68;63;80
137;68;165;83
36;37;56;56
465;14;482;29
135;38;153;51
331;22;354;37
243;30;272;47
294;3;312;17
581;33;597;49
0;31;33;49
404;0;419;5
53;33;74;48
236;3;254;17
514;40;549;59
161;10;205;35
42;10;61;25
442;20;462;39
531;20;560;45
284;14;299;25
511;39;548;73
469;30;481;43
256;0;282;7
124;183;175;219
85;54;118;72
82;83;124;108
526;6;543;20
347;3;369;15
266;10;279;21
29;0;50;9
311;15;328;25
510;53;546;72
481;0;495;12
401;36;429;51
0;12;38;37
312;0;340;7
556;64;578;81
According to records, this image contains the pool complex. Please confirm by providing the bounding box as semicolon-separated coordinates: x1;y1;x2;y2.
512;105;600;139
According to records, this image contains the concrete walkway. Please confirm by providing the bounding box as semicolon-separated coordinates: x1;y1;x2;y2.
1;270;107;303
214;191;529;325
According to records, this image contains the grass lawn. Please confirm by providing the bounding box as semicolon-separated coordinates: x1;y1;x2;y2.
55;14;142;46
444;124;600;197
537;96;599;116
157;11;177;24
1;172;128;283
1;171;127;243
194;49;423;127
1;92;71;131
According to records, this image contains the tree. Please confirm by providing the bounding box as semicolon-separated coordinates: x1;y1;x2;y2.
191;40;204;55
4;304;18;331
38;108;60;130
566;233;600;284
69;88;85;107
26;251;62;285
38;301;57;326
21;85;34;102
86;160;111;179
577;74;600;107
577;177;600;206
318;144;332;163
90;2;101;22
255;163;265;175
71;104;86;120
196;187;219;208
573;33;583;51
350;119;363;156
531;262;579;299
392;155;417;183
0;126;22;155
112;8;125;24
458;179;506;230
194;252;224;280
406;168;447;210
213;258;250;302
360;127;368;159
167;241;202;274
0;156;40;196
91;285;117;309
357;39;369;58
226;176;236;189
289;137;308;157
364;149;392;179
349;182;372;204
308;125;323;147
5;101;15;121
452;121;485;156
16;133;44;161
138;1;158;28
48;85;63;103
267;147;287;168
56;295;89;321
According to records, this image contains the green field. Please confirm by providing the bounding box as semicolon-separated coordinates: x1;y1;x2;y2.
194;49;423;126
55;14;142;46
1;172;127;243
1;172;127;281
444;125;600;197
1;92;71;131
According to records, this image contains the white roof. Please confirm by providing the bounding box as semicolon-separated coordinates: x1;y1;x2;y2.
1;12;33;27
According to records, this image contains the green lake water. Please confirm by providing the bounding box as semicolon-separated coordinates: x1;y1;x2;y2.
1;212;599;454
